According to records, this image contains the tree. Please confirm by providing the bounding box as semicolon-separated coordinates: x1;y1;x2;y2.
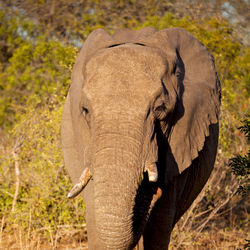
229;116;250;196
2;0;249;44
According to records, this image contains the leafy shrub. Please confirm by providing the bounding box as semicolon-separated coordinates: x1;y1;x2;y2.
0;103;85;234
229;116;250;196
0;38;78;129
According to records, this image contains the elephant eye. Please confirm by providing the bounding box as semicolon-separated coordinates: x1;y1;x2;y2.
82;107;89;116
154;103;167;121
176;68;181;78
172;64;177;74
81;107;91;127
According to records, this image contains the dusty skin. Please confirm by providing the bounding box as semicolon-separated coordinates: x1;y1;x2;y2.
61;27;221;249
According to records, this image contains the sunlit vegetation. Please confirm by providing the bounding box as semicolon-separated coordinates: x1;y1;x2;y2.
0;1;249;248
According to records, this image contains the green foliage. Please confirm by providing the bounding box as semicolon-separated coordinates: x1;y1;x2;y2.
0;3;36;67
229;117;250;196
0;5;80;233
244;239;250;249
229;153;250;176
0;36;78;129
1;0;172;43
0;103;85;233
238;116;250;142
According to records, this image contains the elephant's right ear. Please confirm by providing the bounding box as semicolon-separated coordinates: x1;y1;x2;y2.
145;28;221;176
61;29;114;183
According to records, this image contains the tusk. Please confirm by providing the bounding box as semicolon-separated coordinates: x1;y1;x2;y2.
67;168;92;199
145;163;158;182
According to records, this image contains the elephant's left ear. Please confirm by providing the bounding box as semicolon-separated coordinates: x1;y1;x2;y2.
146;28;221;174
62;29;114;183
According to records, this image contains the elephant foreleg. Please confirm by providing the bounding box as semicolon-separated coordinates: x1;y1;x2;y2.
142;183;177;250
134;237;144;250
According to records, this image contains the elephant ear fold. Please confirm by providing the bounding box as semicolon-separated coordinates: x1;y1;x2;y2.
147;28;221;174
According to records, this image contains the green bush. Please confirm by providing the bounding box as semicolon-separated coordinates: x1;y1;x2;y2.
0;103;85;234
0;9;82;233
0;37;78;129
229;116;250;196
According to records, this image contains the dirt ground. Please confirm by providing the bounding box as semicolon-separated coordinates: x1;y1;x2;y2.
0;228;248;250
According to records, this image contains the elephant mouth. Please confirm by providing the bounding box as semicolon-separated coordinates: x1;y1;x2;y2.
66;156;162;247
67;163;159;199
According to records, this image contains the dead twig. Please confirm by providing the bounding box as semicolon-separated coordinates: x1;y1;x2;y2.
11;140;23;213
12;150;20;213
0;216;5;246
194;185;238;239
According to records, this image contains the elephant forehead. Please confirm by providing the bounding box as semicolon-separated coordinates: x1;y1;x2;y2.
83;45;167;112
84;45;167;96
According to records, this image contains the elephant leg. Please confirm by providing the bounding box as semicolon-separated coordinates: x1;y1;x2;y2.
134;237;144;250
141;171;191;249
142;181;178;250
142;161;215;249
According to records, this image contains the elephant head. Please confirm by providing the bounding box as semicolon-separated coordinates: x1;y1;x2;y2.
61;27;220;249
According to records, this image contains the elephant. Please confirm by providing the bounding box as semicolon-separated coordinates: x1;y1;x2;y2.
61;27;221;249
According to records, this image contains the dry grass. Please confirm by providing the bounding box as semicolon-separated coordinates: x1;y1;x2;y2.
0;227;248;250
1;167;249;250
1;159;248;249
0;226;88;250
170;228;249;249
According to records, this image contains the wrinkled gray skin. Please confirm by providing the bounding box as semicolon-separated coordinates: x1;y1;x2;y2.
61;27;221;249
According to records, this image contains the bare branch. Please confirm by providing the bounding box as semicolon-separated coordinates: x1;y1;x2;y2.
11;142;21;212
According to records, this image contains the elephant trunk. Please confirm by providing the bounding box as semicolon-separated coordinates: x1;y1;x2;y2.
93;118;144;249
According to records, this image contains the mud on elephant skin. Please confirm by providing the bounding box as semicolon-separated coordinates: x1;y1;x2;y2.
61;27;220;249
